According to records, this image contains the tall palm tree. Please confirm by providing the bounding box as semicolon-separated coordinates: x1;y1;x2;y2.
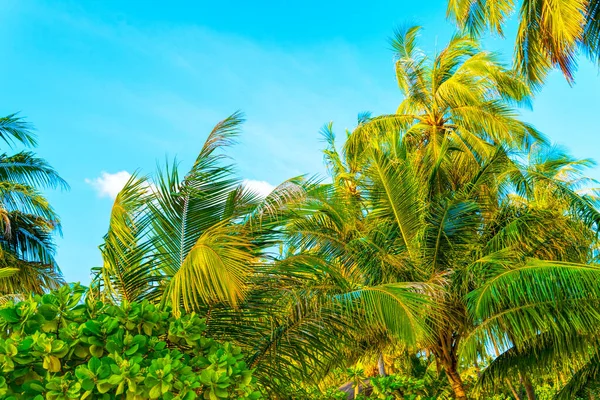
447;0;600;86
283;30;600;397
0;113;68;297
290;115;600;399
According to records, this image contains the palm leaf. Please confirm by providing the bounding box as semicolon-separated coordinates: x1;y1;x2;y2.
164;222;253;312
0;114;37;147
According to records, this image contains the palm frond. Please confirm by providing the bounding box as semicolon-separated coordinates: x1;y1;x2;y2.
164;222;253;313
0;113;37;147
337;282;437;344
465;260;600;358
98;174;157;303
0;151;69;190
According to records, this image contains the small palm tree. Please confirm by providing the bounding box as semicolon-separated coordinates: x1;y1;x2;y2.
95;112;261;308
94;113;345;394
0;113;68;297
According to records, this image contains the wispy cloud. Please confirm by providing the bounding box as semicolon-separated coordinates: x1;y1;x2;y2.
243;179;275;197
85;171;132;199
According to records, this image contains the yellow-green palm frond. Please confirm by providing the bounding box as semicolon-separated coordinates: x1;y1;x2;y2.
447;0;516;36
97;174;157;303
164;222;253;313
464;260;600;360
448;0;594;86
391;25;429;100
0;259;64;295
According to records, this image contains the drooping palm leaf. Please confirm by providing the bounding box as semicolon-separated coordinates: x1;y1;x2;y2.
0;113;37;147
97;174;156;303
0;152;69;190
447;0;597;86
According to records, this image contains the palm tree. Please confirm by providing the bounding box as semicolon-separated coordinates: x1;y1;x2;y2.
282;30;600;397
447;0;600;86
290;115;600;399
0;113;68;297
93;113;354;395
95;111;260;308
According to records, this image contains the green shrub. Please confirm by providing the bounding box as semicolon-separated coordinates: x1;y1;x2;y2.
0;284;261;400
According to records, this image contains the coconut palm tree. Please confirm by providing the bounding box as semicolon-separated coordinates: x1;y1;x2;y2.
447;0;600;86
0;113;68;297
289;115;600;399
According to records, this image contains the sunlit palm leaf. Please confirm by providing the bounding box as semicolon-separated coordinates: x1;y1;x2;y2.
465;260;600;358
164;222;253;312
98;174;157;303
447;0;595;86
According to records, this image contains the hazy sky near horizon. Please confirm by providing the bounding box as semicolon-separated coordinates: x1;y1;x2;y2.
1;0;599;284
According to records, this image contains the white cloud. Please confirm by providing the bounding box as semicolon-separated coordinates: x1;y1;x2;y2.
85;171;132;199
243;179;275;197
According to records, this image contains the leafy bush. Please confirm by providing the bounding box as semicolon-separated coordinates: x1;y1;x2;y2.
0;285;261;399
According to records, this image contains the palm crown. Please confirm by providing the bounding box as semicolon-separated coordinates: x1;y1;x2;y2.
0;114;68;298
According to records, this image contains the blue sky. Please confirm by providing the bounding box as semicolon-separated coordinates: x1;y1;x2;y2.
1;0;599;284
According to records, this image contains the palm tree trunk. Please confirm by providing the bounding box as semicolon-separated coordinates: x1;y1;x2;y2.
445;364;468;400
377;353;386;377
501;333;535;400
506;379;521;400
520;372;536;400
434;332;467;400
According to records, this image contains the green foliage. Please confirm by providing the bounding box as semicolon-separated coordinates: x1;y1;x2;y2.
302;387;348;400
536;384;559;400
85;29;600;399
0;114;68;298
367;375;435;400
302;373;438;400
0;284;261;399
